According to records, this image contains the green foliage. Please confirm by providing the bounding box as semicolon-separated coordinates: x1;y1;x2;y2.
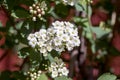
0;0;119;80
97;73;117;80
14;9;29;18
37;73;48;80
55;76;72;80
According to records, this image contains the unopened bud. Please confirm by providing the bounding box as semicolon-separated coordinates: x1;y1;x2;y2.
29;6;33;10
30;9;33;14
33;10;37;14
36;6;39;9
37;9;41;12
33;4;36;7
32;17;36;21
41;11;45;15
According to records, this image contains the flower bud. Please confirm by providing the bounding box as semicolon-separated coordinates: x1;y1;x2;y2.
32;17;36;21
30;9;33;14
36;6;39;9
38;14;41;18
33;4;36;7
41;11;45;15
29;6;33;10
33;10;37;14
37;9;41;12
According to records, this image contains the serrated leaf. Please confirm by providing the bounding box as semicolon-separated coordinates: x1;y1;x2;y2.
37;74;48;80
97;73;117;80
55;76;72;80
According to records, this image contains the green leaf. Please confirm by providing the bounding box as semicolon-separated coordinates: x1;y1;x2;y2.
97;73;117;80
55;76;72;80
15;21;24;30
75;4;83;11
91;27;111;39
47;54;54;62
37;73;48;80
6;0;20;10
14;9;29;18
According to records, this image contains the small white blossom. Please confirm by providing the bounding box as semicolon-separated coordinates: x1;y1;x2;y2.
61;67;69;76
46;44;52;52
27;34;35;40
40;47;47;53
51;71;58;78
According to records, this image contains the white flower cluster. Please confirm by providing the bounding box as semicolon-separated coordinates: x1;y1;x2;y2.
27;29;52;56
49;57;69;78
29;1;47;21
51;21;80;52
27;21;80;56
62;0;78;6
28;70;42;80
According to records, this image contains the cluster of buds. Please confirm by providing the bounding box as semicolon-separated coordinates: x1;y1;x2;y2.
49;57;69;78
27;70;42;80
29;1;47;21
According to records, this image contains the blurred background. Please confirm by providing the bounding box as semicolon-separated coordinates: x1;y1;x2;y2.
0;0;120;80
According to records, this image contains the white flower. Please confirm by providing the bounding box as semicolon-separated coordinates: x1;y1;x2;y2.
43;52;48;56
73;37;80;46
54;46;64;52
40;47;47;53
54;38;62;46
46;44;52;52
37;41;45;47
56;31;64;37
61;67;69;76
27;34;35;40
35;32;41;38
66;42;74;51
51;62;58;68
29;38;37;48
51;71;58;78
61;34;69;42
39;29;46;34
58;68;62;73
52;21;61;27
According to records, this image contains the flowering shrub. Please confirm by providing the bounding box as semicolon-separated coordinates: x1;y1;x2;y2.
0;0;119;80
